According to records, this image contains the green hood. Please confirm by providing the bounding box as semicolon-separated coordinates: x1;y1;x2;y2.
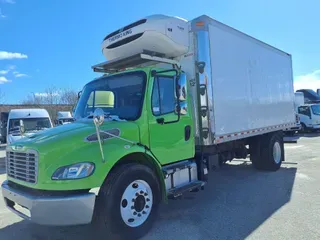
8;120;142;190
12;120;140;147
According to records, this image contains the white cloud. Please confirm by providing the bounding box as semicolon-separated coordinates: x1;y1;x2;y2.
35;92;60;97
0;51;28;60
1;0;15;3
294;70;320;91
0;8;6;18
0;76;11;84
14;72;29;78
0;65;16;75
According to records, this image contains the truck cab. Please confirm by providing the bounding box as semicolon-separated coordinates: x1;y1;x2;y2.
55;111;74;126
298;104;320;132
6;109;53;144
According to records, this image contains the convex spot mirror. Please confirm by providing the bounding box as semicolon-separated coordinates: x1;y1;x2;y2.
93;108;105;126
175;101;188;116
19;120;25;135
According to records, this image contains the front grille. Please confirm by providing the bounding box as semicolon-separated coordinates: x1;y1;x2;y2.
6;150;38;184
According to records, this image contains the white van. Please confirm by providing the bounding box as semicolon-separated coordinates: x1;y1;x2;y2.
298;104;320;132
7;109;53;144
55;111;74;126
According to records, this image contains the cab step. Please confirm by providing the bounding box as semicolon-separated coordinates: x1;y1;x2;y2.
168;181;205;199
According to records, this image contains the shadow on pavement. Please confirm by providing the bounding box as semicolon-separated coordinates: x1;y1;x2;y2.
0;162;297;240
298;132;320;138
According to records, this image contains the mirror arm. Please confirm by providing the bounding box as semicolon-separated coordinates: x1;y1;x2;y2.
94;120;105;163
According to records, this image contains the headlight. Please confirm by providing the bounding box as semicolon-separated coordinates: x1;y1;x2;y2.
52;162;95;180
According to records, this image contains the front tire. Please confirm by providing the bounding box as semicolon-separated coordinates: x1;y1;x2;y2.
94;163;161;240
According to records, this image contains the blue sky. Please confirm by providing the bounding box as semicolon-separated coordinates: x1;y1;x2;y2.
0;0;319;103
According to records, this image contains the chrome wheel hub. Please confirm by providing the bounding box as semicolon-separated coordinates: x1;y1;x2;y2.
120;180;153;227
273;141;281;164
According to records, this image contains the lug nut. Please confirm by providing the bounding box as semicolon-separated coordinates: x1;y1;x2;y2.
142;211;146;214
133;212;137;215
138;213;141;217
146;198;150;202
146;205;149;209
131;206;135;209
135;193;139;196
144;193;148;196
132;199;135;202
140;191;144;194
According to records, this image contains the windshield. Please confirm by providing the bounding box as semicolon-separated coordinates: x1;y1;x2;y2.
311;105;320;115
61;118;74;123
74;71;146;121
9;118;51;134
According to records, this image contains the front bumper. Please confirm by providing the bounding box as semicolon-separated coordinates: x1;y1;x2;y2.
1;180;96;226
310;124;320;129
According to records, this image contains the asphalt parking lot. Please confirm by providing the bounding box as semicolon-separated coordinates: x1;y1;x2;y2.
0;134;320;240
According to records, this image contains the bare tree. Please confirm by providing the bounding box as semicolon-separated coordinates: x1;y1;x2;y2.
21;93;43;106
59;88;78;105
21;86;78;120
0;89;5;104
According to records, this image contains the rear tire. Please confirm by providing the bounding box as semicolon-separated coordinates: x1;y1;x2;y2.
94;163;161;240
250;132;284;171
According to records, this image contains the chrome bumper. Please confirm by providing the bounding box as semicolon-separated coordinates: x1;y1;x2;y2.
1;180;96;226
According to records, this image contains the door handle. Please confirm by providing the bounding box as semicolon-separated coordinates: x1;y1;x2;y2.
185;125;191;141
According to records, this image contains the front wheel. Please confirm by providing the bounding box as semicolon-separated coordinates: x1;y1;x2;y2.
94;163;161;240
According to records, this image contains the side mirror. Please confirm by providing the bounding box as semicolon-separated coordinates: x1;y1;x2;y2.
78;91;82;100
93;108;105;163
19;120;25;135
175;73;188;116
176;72;187;101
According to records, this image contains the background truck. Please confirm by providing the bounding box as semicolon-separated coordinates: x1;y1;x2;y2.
298;104;320;132
55;111;74;126
0;112;9;143
6;109;53;144
296;89;320;104
2;14;295;239
284;92;303;135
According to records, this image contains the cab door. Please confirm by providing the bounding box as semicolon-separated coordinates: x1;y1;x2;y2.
298;106;312;127
148;71;194;165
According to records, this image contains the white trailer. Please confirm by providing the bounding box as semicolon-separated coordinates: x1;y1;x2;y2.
178;15;295;145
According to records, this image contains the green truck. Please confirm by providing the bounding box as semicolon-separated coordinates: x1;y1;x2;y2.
2;14;295;239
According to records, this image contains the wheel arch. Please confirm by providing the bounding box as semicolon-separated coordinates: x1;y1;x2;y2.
103;151;167;202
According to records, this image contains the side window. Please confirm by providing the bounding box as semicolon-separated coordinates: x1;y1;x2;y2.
152;76;175;116
85;90;115;115
298;106;311;116
87;91;114;108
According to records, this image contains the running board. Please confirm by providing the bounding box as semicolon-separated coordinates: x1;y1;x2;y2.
167;181;205;199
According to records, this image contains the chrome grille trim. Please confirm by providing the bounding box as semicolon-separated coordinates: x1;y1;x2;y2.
6;149;38;184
